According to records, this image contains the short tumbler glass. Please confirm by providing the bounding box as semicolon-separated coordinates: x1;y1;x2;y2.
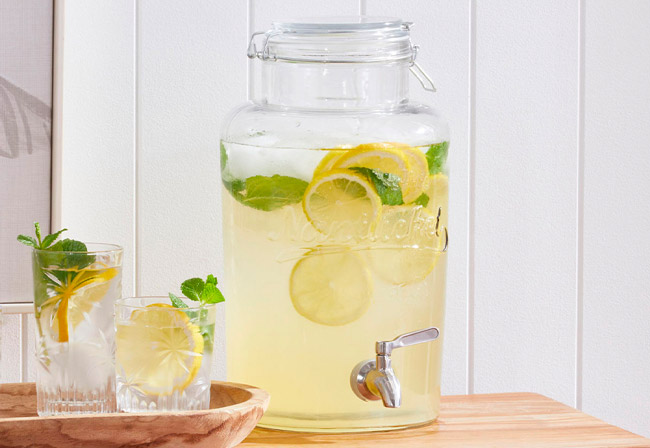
32;243;123;416
115;297;216;412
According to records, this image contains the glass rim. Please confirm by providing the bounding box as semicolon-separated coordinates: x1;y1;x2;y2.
32;242;123;255
115;296;218;311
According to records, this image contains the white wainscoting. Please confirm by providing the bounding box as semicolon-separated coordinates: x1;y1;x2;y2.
2;0;649;438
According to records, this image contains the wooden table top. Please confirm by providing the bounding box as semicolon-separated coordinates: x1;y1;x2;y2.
241;393;650;447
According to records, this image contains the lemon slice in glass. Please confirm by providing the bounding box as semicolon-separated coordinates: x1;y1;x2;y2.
333;145;412;198
290;248;373;326
313;149;347;177
116;304;204;395
401;147;430;203
41;266;118;343
426;173;449;214
303;169;381;240
369;206;445;285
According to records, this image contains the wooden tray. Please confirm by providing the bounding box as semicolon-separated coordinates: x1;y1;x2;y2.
0;381;269;448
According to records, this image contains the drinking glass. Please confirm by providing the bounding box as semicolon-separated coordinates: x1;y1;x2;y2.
32;243;122;415
115;297;216;412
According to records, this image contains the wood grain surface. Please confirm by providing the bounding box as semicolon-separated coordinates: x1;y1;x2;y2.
0;381;269;448
242;393;650;448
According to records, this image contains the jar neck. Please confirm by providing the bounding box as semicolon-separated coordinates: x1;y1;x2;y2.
259;62;410;110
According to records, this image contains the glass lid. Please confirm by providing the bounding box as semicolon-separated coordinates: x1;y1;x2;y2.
248;16;416;64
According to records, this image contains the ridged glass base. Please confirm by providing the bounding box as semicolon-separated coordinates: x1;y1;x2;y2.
36;381;116;416
116;386;210;413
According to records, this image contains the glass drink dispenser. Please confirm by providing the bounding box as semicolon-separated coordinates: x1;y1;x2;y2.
221;17;449;432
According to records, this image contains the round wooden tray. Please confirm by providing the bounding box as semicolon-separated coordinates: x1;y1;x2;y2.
0;381;269;448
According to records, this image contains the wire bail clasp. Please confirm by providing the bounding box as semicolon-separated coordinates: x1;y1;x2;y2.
247;30;283;61
403;22;437;93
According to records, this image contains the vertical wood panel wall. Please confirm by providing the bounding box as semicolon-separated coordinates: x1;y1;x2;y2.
2;0;648;438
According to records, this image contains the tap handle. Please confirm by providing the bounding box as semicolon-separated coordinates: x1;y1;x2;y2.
376;327;440;356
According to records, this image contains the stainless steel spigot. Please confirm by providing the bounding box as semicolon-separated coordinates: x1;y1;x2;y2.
350;327;440;408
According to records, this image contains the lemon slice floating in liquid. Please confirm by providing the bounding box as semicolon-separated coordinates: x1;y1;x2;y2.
303;169;381;240
400;147;430;203
290;249;373;326
426;173;449;213
369;206;445;285
333;145;411;196
116;303;204;395
313;150;347;177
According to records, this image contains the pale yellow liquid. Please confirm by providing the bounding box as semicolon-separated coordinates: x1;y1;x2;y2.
223;143;447;432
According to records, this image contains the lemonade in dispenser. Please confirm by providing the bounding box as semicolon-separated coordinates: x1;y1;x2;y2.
221;17;449;432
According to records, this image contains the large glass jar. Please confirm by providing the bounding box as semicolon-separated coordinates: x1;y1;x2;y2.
221;17;449;432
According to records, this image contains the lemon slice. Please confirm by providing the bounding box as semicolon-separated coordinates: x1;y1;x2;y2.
67;267;118;329
290;249;373;326
401;148;430;203
116;303;204;395
314;150;347;177
333;145;410;189
354;142;410;151
303;169;381;240
426;173;449;226
369;206;445;285
40;266;118;343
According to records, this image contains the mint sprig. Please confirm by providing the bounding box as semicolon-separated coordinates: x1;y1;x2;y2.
169;274;224;353
17;222;70;250
168;274;226;309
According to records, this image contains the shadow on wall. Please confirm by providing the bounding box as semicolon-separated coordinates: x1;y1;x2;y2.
0;76;51;158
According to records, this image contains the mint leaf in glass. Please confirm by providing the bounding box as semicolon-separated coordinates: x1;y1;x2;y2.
238;175;308;211
413;193;430;207
41;228;68;249
425;141;449;175
181;278;205;302
170;274;226;308
350;167;404;206
169;293;189;308
17;234;38;247
201;283;225;304
34;222;43;246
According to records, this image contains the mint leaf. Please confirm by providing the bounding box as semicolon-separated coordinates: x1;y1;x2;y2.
17;235;38;247
41;228;68;249
48;239;94;269
201;283;225;304
425;141;449;175
169;293;189;308
48;238;86;252
201;325;215;353
413;193;430;207
206;274;217;285
220;142;229;172
181;278;205;301
235;175;308;211
350;167;403;206
34;222;43;246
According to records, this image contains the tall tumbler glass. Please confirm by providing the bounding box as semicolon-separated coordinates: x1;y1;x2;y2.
31;244;122;415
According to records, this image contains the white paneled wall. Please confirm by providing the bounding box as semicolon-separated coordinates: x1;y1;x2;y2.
473;0;580;405
2;0;649;438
